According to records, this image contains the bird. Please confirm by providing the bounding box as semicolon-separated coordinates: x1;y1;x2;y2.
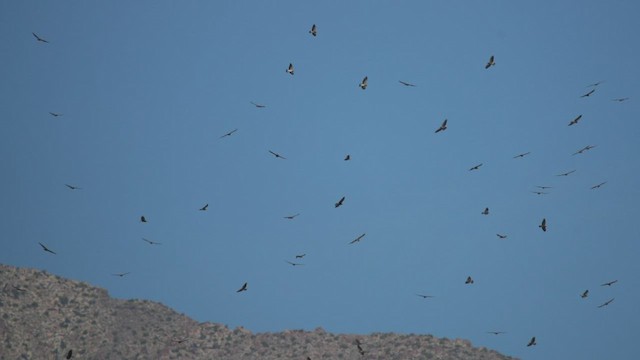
398;80;416;87
539;218;547;232
344;154;351;161
198;204;209;211
140;216;147;223
32;32;49;43
572;145;596;155
612;97;629;102
527;337;537;347
568;114;583;126
556;169;576;176
49;112;62;117
357;343;366;356
580;88;596;97
142;238;162;245
350;233;366;244
286;63;294;75
581;290;589;298
481;207;489;215
531;191;548;195
359;76;368;90
601;280;618;287
496;234;507;239
112;272;130;277
285;260;304;266
65;184;81;190
12;285;27;292
309;24;317;36
250;101;266;108
536;186;553;189
295;254;306;259
465;276;474;284
487;331;506;335
485;55;495;69
38;242;56;255
415;294;434;299
66;349;73;359
219;129;237;139
590;182;607;190
435;119;448;133
513;152;530;159
268;150;286;159
586;81;604;87
469;163;483;171
598;298;615;308
335;196;345;208
283;213;300;219
237;282;248;292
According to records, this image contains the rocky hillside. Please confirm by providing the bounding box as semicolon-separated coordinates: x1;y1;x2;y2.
0;264;517;360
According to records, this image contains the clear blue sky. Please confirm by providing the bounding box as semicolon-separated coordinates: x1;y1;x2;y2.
2;1;639;359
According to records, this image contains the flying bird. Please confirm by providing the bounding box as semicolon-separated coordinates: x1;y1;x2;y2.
268;150;287;159
38;242;56;255
531;191;549;195
344;154;351;161
586;81;604;87
219;129;237;138
497;234;507;239
309;24;317;36
536;186;553;189
112;272;130;277
295;254;306;259
580;89;596;98
598;298;615;308
527;337;537;347
142;238;161;245
65;184;81;190
513;152;530;159
335;196;345;208
49;112;62;117
465;276;474;284
572;145;596;155
350;233;366;244
357;344;366;356
399;80;416;87
140;216;147;223
12;285;27;292
32;32;49;43
283;213;300;219
601;280;618;287
250;101;266;108
481;207;489;215
539;218;547;232
487;331;506;335
590;182;607;190
66;349;73;359
556;169;576;176
568;114;583;126
581;290;589;299
286;63;294;75
612;97;629;102
485;55;495;69
285;260;304;266
199;204;208;211
359;76;368;90
435;119;448;133
415;294;434;299
469;163;483;171
237;282;248;292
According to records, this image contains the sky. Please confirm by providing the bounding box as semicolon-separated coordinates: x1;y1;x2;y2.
1;1;640;359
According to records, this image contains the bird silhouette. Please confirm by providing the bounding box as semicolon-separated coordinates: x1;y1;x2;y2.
309;24;317;36
359;76;368;90
612;97;629;102
49;112;62;117
536;186;552;189
335;196;345;208
485;55;495;69
580;89;596;97
286;63;294;75
481;207;489;215
283;213;300;219
598;298;615;308
268;150;286;159
496;234;507;239
295;254;306;259
220;129;237;138
415;294;434;299
357;343;365;355
601;280;618;287
38;242;56;255
573;145;596;155
590;182;607;190
344;154;351;161
250;101;266;108
581;290;589;298
531;191;549;195
568;114;583;126
513;152;530;159
350;233;366;244
487;331;506;335
586;81;604;87
142;238;162;245
435;119;448;133
140;216;147;223
199;204;209;211
399;80;416;87
112;272;130;277
237;282;248;292
285;260;304;266
556;170;576;176
32;32;49;43
469;163;483;171
539;218;547;232
527;337;537;346
65;184;81;190
465;276;474;284
66;349;73;359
